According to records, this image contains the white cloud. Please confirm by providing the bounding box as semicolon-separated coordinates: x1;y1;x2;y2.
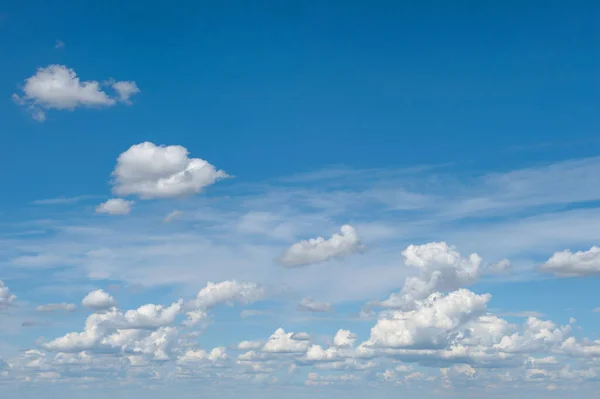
111;142;229;199
111;80;140;103
192;280;264;310
367;289;490;349
262;328;311;353
0;280;16;310
95;198;133;215
237;341;262;350
333;330;357;347
540;246;600;277
54;40;64;49
12;65;138;121
36;303;77;312
81;289;117;311
278;224;362;267
297;297;333;313
177;347;228;366
381;242;482;309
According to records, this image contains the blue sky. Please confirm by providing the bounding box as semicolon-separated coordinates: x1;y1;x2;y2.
1;1;600;398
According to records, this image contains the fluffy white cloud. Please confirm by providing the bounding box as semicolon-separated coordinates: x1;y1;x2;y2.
81;289;117;311
494;317;571;353
95;198;133;215
0;280;16;310
262;328;311;353
333;329;357;347
237;341;262;350
192;280;264;310
367;289;490;349
104;301;182;329
111;142;229;199
381;242;482;309
540;246;600;276
297;297;333;313
111;80;140;103
278;224;362;267
36;303;77;312
177;347;228;366
12;65;139;121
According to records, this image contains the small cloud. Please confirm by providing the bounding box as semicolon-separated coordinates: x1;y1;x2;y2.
278;225;363;267
55;40;65;49
95;198;133;216
297;297;333;313
163;210;183;223
593;307;600;313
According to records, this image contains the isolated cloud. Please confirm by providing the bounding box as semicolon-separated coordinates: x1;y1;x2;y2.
381;242;482;309
36;303;77;312
0;280;16;310
81;289;117;311
12;65;139;121
110;80;140;103
95;198;133;215
540;246;600;277
163;210;183;223
111;142;229;199
297;297;333;313
278;224;362;267
487;259;512;274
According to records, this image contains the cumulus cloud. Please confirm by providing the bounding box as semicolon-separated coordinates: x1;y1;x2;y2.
368;289;490;349
110;80;140;103
81;289;117;311
297;297;333;313
278;224;362;267
540;246;600;277
36;303;77;312
0;280;16;310
192;281;264;310
333;329;357;347
262;328;311;353
381;242;482;309
110;142;229;199
183;280;264;326
12;65;139;121
95;198;133;215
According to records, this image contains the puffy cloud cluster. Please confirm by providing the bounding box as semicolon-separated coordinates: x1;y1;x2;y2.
381;242;482;309
0;280;16;310
262;328;311;353
111;142;229;199
12;65;139;121
540;246;600;277
278;224;363;267
368;289;490;349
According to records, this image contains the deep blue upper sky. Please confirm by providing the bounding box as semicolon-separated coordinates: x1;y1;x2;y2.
2;1;599;204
